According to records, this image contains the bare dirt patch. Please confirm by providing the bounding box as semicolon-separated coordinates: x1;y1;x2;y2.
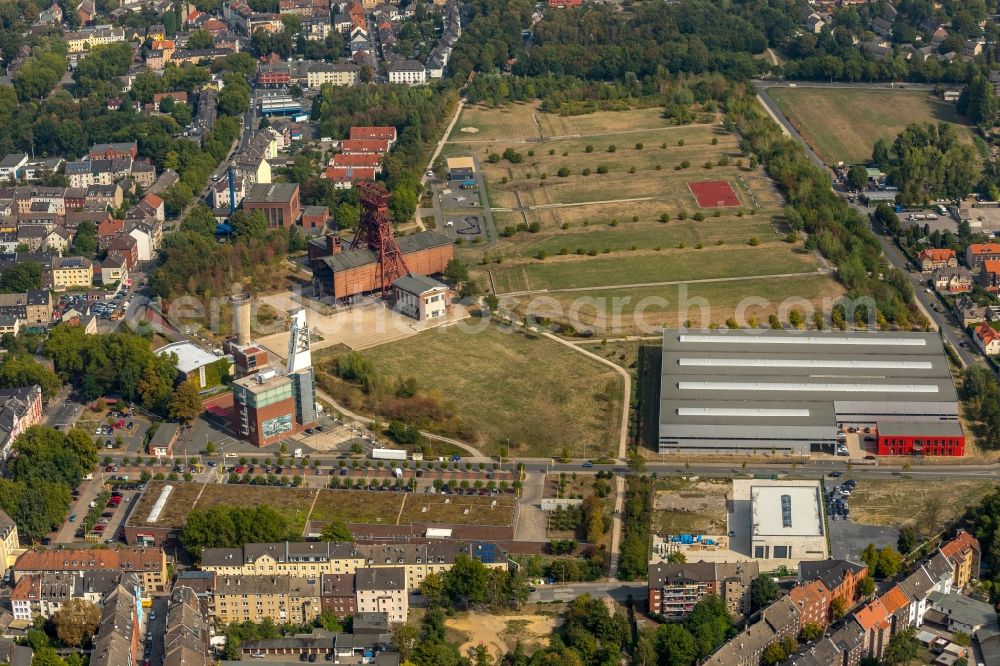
446;612;561;661
653;478;730;536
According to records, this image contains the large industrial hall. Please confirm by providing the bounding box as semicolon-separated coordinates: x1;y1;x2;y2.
657;329;964;456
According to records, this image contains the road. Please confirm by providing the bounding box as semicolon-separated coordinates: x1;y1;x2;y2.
43;387;83;431
529;580;646;603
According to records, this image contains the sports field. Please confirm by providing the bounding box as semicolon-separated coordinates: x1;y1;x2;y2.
768;87;973;165
357;323;623;458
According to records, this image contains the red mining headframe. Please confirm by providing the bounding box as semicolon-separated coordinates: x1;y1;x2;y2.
351;182;410;297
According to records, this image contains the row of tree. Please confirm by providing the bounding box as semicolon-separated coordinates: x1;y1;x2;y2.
617;475;653;581
180;504;300;556
0;425;97;542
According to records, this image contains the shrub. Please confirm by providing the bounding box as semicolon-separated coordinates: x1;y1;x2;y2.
557;167;570;177
535;250;548;260
607;144;616;152
711;137;718;145
749;236;760;246
693;212;705;221
500;176;508;184
659;213;669;223
704;161;713;169
487;153;501;163
677;210;687;220
596;165;609;174
628;166;636;173
635;142;643;150
582;167;591;176
660;142;667;149
548;148;555;155
632;215;639;222
680;160;690;169
677;139;685;146
609;219;619;227
527;149;535;157
655;164;662;170
528;221;541;233
587;249;598;256
585;144;594;153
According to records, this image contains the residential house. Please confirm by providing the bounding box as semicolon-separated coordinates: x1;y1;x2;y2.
85;183;124;209
355;567;407;624
788;619;866;666
163;586;212;666
0;385;43;460
965;243;1000;271
854;597;892;661
43;227;72;253
799;560;868;618
210;575;321;625
0;154;28;182
0;509;19;572
939;530;981;589
99;255;127;286
387;59;427;85
804;13;825;33
703;596;801;666
306;62;360;87
108;233;138;270
10;571;123;621
97;218;125;249
979;259;1000;292
64;26;126;53
878;584;912;635
974;321;1000;355
50;256;94;289
88;142;138;161
89;575;141;666
647;561;758;621
321;574;356;617
933;268;972;294
128;220;163;261
917;248;957;272
788;579;831;630
954;294;984;327
211;175;246;210
14;547;168;594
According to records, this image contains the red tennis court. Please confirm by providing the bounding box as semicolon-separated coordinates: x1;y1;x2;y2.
688;180;741;208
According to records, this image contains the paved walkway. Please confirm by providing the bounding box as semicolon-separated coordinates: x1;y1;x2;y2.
607;475;626;580
314;386;487;458
513;472;547;542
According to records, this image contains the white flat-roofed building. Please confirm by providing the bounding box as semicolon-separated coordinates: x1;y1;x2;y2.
730;479;828;566
658;330;961;456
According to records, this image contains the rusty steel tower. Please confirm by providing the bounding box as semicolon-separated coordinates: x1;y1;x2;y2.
351;182;410;297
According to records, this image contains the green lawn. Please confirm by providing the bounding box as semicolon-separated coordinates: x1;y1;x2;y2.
359;323;623;458
494;216;779;258
489;243;820;292
769;87;972;165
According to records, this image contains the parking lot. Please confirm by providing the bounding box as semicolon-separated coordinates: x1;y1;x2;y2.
824;475;899;560
89;409;151;455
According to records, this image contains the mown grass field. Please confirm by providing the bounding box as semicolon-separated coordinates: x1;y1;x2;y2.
499;273;844;334
488;243;820;293
360;323;623;458
485;215;778;260
769;87;973;165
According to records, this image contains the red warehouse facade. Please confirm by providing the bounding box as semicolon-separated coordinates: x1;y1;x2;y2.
876;421;965;457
